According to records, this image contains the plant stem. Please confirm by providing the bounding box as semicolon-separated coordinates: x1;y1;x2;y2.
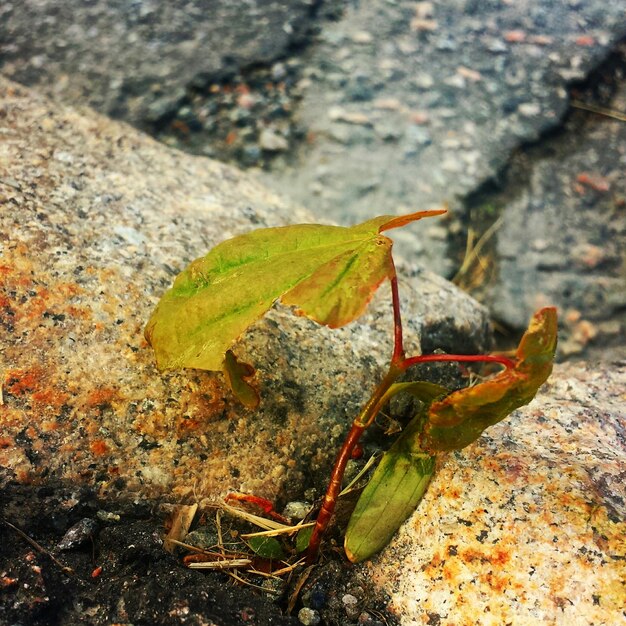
305;422;364;564
305;365;402;563
306;272;516;562
401;353;515;370
389;263;404;364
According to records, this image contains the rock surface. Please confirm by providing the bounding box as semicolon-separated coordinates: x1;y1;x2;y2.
484;57;626;359
368;360;626;625
0;0;316;125
261;0;626;269
3;1;625;360
0;77;491;505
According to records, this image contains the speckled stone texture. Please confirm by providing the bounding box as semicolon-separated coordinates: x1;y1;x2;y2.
489;66;626;357
0;0;315;125
368;360;626;626
0;77;491;505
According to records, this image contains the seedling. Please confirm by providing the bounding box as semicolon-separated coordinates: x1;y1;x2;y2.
145;210;557;563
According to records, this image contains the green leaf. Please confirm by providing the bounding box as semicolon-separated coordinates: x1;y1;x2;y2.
223;350;259;409
420;307;558;452
344;413;436;563
295;526;314;553
145;209;445;378
382;380;449;405
247;536;285;560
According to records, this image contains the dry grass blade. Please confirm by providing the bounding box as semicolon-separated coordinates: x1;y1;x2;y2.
269;558;306;577
227;570;276;591
339;453;380;497
187;558;252;569
215;509;224;554
571;99;626;122
241;521;314;539
220;502;290;531
167;538;214;553
164;503;198;553
287;564;316;614
452;216;503;289
1;517;73;575
245;557;306;580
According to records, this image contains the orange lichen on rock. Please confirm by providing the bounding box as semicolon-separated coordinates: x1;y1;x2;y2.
85;387;120;409
90;439;110;456
32;387;70;408
5;367;44;395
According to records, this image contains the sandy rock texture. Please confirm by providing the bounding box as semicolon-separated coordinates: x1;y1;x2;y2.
0;0;316;125
0;77;491;506
368;360;626;625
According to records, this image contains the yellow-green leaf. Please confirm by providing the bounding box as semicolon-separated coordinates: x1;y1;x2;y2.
420;307;558;452
145;210;445;376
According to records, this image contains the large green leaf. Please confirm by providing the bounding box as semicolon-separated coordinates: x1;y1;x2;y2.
344;418;436;563
420;307;558;452
344;382;446;563
145;210;444;375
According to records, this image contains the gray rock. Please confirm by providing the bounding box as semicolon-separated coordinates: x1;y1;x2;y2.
484;74;626;359
57;518;98;550
0;0;315;125
260;0;626;270
0;78;491;504
368;360;626;624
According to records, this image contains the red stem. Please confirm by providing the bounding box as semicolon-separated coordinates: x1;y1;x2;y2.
401;353;516;370
390;265;404;364
306;422;365;563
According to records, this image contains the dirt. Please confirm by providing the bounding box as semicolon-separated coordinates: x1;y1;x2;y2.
0;474;397;626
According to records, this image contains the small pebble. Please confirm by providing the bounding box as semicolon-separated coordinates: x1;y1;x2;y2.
96;510;120;523
351;31;373;44
259;128;289;152
58;518;98;550
282;501;311;521
298;607;321;625
343;593;360;619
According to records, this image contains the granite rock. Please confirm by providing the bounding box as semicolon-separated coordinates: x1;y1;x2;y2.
0;77;491;505
0;0;316;125
368;360;626;625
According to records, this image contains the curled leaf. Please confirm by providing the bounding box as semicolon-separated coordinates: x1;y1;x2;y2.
420;307;557;452
223;350;259;409
295;526;314;553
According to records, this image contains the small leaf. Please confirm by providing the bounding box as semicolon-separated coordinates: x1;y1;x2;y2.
420;307;558;452
295;526;314;553
145;210;445;376
344;408;436;563
247;536;285;560
223;350;259;409
382;380;449;405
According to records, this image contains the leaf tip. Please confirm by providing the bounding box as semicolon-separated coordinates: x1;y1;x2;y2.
378;206;447;233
